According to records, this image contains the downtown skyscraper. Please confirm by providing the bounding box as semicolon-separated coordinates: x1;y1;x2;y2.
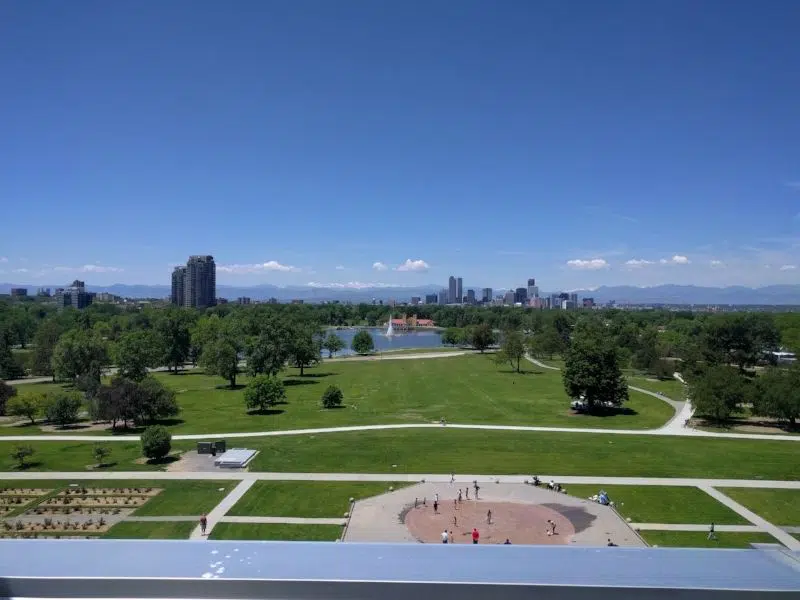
171;255;217;308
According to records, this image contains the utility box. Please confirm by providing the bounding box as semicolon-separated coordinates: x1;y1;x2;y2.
196;442;213;455
214;440;227;454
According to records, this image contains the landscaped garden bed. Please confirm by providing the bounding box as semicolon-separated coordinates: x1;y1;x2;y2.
0;488;51;496
2;516;112;535
40;495;155;508
25;505;134;516
57;487;161;497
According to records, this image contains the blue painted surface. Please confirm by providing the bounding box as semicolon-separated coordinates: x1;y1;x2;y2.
0;541;798;591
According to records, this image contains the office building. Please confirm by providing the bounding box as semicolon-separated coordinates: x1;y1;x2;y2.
425;293;438;304
583;297;595;308
438;289;448;305
36;288;51;297
237;297;252;305
515;287;527;304
527;278;538;301
570;292;579;306
504;290;516;305
411;296;420;306
481;287;492;303
466;289;476;304
172;255;216;309
456;277;463;304
171;267;186;306
448;276;457;304
57;280;93;310
10;288;27;297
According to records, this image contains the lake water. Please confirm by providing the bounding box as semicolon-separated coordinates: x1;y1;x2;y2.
324;327;443;356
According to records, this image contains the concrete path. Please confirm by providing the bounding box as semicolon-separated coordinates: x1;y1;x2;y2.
219;516;345;525
699;485;800;551
189;479;254;540
1;470;799;489
630;523;762;532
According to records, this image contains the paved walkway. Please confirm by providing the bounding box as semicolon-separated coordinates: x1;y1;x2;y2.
189;479;254;540
2;470;798;489
699;485;800;551
219;516;345;525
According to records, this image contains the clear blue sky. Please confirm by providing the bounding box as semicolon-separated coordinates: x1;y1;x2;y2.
1;0;799;290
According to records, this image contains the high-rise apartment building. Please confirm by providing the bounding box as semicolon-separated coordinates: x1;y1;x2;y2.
438;288;449;305
456;277;463;304
570;292;578;307
482;288;492;303
425;293;438;304
527;278;539;301
466;289;476;304
448;276;457;304
504;290;516;305
515;287;527;304
171;256;216;308
57;280;93;310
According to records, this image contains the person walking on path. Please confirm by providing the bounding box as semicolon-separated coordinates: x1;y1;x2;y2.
454;498;457;510
487;509;492;525
199;514;208;536
433;500;439;514
435;493;439;503
450;473;455;483
465;487;469;500
453;515;458;527
708;523;716;541
441;530;449;544
472;528;480;544
458;489;463;503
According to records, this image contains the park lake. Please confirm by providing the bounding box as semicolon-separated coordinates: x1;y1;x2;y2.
325;327;443;356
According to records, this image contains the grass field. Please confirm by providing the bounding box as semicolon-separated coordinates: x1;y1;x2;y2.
627;376;685;400
228;482;405;517
0;429;797;479
640;531;778;548
6;355;675;436
718;489;800;525
209;523;341;541
564;485;747;524
103;521;195;539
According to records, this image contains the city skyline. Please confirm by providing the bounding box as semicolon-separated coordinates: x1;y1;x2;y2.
2;2;799;289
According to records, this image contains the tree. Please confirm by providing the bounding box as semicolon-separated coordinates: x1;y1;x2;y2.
95;378;138;429
702;314;780;371
632;329;659;372
199;338;239;387
51;329;108;382
115;330;162;381
134;376;180;424
562;334;628;412
44;391;83;427
652;358;675;381
467;324;495;353
243;374;286;412
753;364;800;430
141;425;172;461
688;365;749;424
0;327;24;380
351;330;374;355
494;330;526;373
93;444;111;467
8;307;36;349
0;381;16;416
157;309;192;373
245;320;292;376
6;393;43;425
288;326;321;376
10;445;34;469
441;327;465;347
31;320;61;379
321;385;343;409
322;332;345;358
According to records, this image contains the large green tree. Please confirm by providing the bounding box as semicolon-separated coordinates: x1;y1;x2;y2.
44;391;83;427
199;338;240;387
321;332;345;358
30;319;61;379
243;374;286;412
562;333;628;412
494;329;526;373
351;330;374;355
115;330;163;381
754;364;800;430
244;319;292;376
0;326;24;380
688;365;749;424
51;329;108;382
702;314;780;370
0;381;17;416
6;393;44;425
288;325;321;376
157;309;192;373
466;324;495;353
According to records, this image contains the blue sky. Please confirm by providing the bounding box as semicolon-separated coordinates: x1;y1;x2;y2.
1;0;799;291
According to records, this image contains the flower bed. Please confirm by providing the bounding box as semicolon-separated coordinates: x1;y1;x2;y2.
39;495;153;508
1;517;112;535
0;488;51;497
57;487;161;497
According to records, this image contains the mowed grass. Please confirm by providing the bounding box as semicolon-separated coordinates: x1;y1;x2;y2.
641;531;778;549
718;489;800;525
0;442;153;471
228;481;405;517
627;376;685;400
210;523;341;541
7;355;675;436
564;485;747;524
103;521;195;539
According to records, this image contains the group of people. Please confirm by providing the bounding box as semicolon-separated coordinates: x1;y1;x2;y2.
440;527;511;545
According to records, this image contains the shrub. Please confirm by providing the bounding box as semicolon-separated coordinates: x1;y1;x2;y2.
44;391;83;427
140;425;172;461
321;385;344;409
351;330;374;355
243;375;286;412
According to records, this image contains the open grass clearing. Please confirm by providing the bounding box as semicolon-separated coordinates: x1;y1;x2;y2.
228;481;406;517
6;355;676;436
640;531;779;549
627;376;685;400
0;442;155;471
209;523;341;541
103;521;194;539
718;488;800;526
564;485;747;524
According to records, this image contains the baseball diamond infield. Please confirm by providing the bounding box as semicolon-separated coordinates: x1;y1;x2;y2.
343;482;646;547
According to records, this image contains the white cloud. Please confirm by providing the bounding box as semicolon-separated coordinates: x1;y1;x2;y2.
372;262;388;271
566;258;609;270
52;264;124;273
307;281;395;289
218;261;299;274
335;265;346;271
395;258;430;272
779;264;797;271
0;257;7;263
624;259;654;268
710;260;725;268
12;268;29;273
660;255;690;265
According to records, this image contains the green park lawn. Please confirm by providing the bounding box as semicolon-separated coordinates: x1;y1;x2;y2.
209;523;341;541
627;376;685;400
718;489;800;525
5;355;676;436
564;485;747;524
103;521;195;539
228;481;405;517
640;531;778;549
0;430;797;479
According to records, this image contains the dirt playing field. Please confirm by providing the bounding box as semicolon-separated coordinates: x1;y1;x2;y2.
404;500;576;545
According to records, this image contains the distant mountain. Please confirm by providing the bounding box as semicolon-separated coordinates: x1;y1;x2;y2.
3;282;800;305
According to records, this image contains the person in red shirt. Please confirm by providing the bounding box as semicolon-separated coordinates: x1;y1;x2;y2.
472;528;480;544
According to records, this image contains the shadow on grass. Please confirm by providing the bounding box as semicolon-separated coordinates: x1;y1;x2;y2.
216;384;246;391
496;369;544;375
11;461;44;471
166;370;204;376
573;407;639;418
145;456;181;466
246;408;285;416
300;372;337;378
108;418;185;435
284;379;319;387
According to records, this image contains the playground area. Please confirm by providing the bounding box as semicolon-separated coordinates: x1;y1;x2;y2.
343;481;646;547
